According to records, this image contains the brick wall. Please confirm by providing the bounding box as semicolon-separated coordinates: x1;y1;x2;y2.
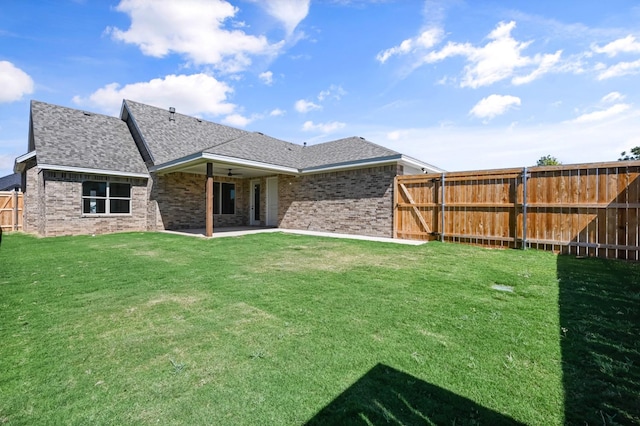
24;170;149;236
151;172;247;230
23;165;41;234
22;165;400;238
278;165;399;238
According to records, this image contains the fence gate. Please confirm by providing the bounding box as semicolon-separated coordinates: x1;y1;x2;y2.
0;191;23;232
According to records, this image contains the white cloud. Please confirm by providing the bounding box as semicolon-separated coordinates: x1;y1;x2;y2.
222;113;252;127
469;94;521;120
512;51;562;85
386;130;409;141
381;20;567;88
0;61;34;103
294;99;321;113
602;92;625;103
425;21;545;88
596;59;640;80
73;73;235;117
269;108;285;116
253;0;310;35
294;85;346;115
592;35;640;57
317;84;346;101
570;103;631;123
259;71;274;85
376;28;443;63
108;0;283;72
366;109;640;172
302;120;346;133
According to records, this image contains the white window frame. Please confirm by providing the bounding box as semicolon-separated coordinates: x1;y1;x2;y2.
82;181;132;215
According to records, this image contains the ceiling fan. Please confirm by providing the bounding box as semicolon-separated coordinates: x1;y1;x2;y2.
227;169;243;177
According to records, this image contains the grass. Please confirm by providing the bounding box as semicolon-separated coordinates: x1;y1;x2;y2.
0;232;638;425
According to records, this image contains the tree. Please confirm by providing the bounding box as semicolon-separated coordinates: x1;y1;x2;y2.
619;146;640;161
536;155;562;166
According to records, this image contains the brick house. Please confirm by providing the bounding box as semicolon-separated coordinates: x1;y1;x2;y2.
14;100;443;238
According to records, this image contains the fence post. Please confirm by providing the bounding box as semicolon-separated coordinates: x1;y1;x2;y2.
440;173;446;242
12;190;18;231
521;167;528;250
393;176;398;239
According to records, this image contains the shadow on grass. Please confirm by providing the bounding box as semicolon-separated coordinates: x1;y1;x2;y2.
557;255;640;424
305;363;524;425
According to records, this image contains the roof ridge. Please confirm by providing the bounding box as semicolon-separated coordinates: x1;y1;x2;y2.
307;136;400;154
206;131;303;154
199;131;253;153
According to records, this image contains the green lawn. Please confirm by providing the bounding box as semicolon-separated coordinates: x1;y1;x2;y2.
0;232;638;425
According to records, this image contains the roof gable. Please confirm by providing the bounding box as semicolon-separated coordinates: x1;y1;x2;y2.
29;100;148;175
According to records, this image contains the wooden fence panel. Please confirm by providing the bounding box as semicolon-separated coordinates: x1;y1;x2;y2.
394;175;438;241
0;191;23;232
394;161;640;260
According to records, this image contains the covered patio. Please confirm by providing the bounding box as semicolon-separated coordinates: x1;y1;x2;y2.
150;156;297;237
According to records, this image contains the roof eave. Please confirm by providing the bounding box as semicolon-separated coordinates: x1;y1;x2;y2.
14;150;37;173
36;163;149;178
399;155;446;174
149;153;299;175
300;155;402;174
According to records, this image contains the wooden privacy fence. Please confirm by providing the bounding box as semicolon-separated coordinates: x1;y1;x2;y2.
394;161;640;260
0;191;23;232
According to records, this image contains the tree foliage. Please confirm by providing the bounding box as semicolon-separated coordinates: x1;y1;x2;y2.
536;155;562;166
619;146;640;161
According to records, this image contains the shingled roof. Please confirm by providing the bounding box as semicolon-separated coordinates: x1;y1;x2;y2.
27;100;148;176
120;100;424;172
123;100;249;166
301;137;400;170
0;173;21;191
16;99;441;177
204;132;304;169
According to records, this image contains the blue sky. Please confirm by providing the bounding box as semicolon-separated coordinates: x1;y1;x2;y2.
2;0;640;177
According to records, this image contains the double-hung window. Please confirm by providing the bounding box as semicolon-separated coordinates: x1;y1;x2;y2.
82;181;131;215
213;182;235;215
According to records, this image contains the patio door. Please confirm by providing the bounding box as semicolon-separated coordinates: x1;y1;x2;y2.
266;177;278;227
250;180;261;225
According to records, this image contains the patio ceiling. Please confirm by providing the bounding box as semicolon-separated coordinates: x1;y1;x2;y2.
178;162;266;178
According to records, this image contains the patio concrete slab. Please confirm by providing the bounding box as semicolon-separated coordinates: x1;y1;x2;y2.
162;227;426;245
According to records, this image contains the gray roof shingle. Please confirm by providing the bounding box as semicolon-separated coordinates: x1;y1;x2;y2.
300;137;400;169
122;101;404;171
0;173;21;191
123;100;249;166
24;99;435;176
30;100;148;175
206;132;304;168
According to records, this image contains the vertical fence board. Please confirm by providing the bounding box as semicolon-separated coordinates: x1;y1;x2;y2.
394;161;640;260
0;190;23;232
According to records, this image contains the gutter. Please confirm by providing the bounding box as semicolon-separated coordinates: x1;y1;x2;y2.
149;152;299;175
13;151;37;173
35;163;149;178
